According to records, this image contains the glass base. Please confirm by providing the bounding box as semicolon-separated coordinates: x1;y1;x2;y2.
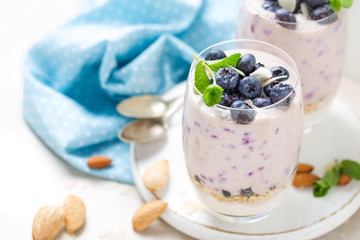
203;205;272;224
303;100;332;134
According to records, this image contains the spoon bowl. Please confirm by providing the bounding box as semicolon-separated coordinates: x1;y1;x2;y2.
119;119;168;143
116;95;168;119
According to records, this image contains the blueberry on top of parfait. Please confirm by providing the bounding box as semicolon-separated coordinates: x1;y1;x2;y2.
236;54;257;76
230;100;256;124
270;66;290;81
252;97;272;108
275;8;297;29
264;81;279;97
303;0;329;9
204;49;227;61
252;62;265;72
269;83;295;106
293;0;302;13
238;76;262;99
215;67;240;92
310;4;337;24
262;0;281;12
220;92;242;107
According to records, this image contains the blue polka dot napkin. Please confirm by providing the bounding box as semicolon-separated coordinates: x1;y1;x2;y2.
23;0;242;184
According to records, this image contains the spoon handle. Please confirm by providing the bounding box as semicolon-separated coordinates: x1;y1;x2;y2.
163;97;183;122
165;94;184;107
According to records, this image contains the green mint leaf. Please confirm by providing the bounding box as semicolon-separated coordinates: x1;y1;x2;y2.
340;0;353;8
206;53;241;72
340;160;360;180
322;163;341;187
330;0;342;11
203;84;224;107
194;61;211;94
313;181;331;197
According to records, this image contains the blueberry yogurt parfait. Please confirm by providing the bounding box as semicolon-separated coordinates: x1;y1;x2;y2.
182;40;303;220
237;0;351;127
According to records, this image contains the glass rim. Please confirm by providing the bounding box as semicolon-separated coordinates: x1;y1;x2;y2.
190;39;300;111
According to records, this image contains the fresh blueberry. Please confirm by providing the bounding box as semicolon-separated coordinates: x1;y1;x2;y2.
238;76;262;99
262;0;281;12
204;49;227;61
240;187;254;197
269;83;295;106
310;4;337;24
270;185;276;190
264;81;279;97
236;54;256;76
252;62;265;72
303;0;329;9
294;0;302;13
214;67;240;92
270;66;290;81
252;97;272;108
222;190;231;197
230;100;256;124
219;92;242;107
275;8;297;29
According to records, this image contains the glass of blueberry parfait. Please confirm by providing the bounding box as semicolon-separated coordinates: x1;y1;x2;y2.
237;0;351;128
182;39;303;221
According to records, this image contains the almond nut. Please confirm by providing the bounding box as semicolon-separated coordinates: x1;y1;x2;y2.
292;173;320;188
63;195;86;233
132;200;167;231
338;174;352;186
296;163;314;173
87;156;112;169
143;160;169;192
32;205;65;240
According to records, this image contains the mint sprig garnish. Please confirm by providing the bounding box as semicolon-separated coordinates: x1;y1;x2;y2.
207;53;241;72
195;61;211;94
203;85;224;106
192;53;241;107
330;0;353;12
313;159;360;197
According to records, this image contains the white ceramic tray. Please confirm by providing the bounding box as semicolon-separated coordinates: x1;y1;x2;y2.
130;83;360;240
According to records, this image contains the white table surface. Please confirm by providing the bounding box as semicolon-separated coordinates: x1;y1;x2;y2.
0;1;359;239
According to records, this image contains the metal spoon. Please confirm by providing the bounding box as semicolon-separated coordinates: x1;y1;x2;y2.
116;94;183;119
118;98;183;143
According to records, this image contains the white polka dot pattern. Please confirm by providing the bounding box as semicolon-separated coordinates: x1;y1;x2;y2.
22;0;242;183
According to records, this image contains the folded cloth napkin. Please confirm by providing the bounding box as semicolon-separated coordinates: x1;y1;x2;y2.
23;0;242;184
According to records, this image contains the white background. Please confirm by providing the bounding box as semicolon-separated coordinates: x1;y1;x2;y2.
0;0;359;239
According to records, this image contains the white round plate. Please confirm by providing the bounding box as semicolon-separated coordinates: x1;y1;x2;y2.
130;82;360;240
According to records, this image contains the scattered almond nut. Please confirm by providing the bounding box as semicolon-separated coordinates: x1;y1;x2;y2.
63;195;86;233
132;200;167;231
338;174;352;186
32;205;65;240
293;173;320;188
296;163;314;173
143;160;169;192
87;156;112;169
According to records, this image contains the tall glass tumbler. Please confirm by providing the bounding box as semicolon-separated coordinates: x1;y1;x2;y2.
237;0;347;128
182;39;303;221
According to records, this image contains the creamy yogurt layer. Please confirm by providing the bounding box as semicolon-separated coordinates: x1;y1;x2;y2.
182;48;303;216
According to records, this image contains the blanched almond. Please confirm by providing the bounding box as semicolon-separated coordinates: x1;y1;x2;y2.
293;173;320;188
32;205;64;240
143;160;169;192
132;200;167;231
63;195;86;233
